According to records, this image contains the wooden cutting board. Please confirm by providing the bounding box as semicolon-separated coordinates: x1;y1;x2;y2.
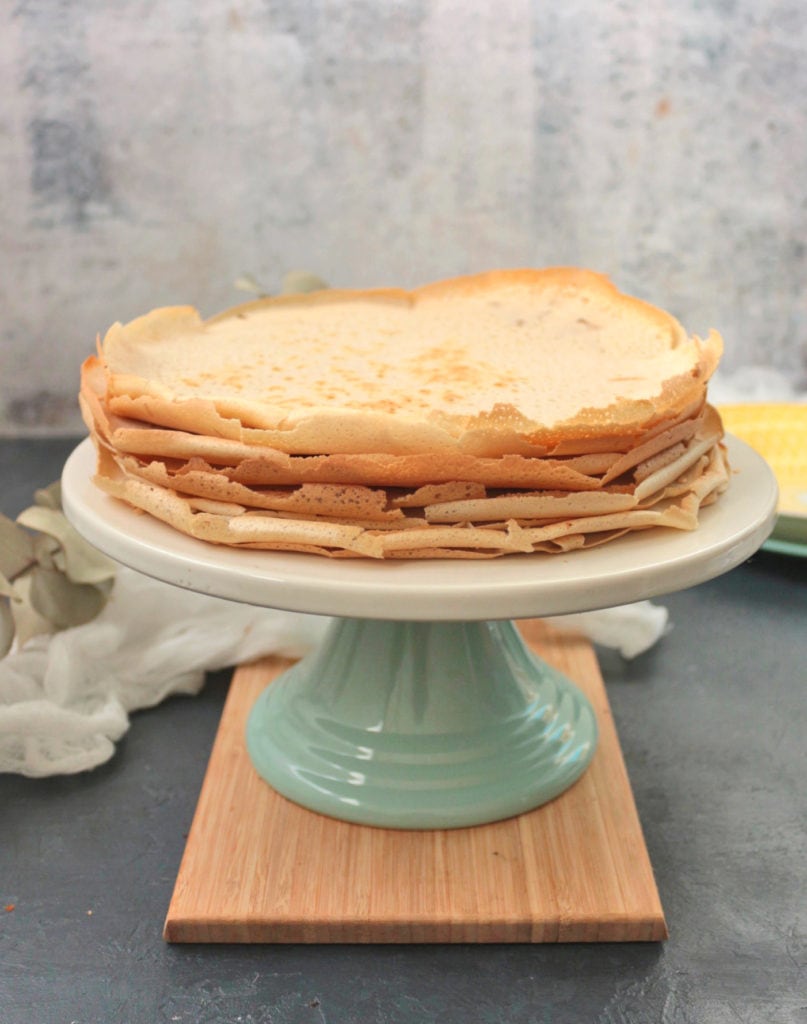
164;620;666;943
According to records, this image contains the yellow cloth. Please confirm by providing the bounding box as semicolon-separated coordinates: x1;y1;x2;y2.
719;404;807;517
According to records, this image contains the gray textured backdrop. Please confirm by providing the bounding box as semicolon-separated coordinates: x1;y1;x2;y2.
1;0;805;434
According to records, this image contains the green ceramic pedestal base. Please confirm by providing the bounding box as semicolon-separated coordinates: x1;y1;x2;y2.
246;617;598;829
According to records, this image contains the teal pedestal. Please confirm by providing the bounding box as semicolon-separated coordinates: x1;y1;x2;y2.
246;618;597;829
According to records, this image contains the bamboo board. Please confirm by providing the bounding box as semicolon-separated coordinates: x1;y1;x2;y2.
164;620;667;943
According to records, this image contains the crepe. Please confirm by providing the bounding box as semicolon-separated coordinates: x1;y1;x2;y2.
98;268;722;457
82;268;729;559
91;436;729;559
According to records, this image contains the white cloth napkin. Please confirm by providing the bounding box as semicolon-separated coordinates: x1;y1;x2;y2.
0;567;668;777
543;603;669;659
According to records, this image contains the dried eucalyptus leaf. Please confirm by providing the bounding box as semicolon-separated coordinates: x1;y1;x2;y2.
9;573;53;648
28;566;109;630
233;273;269;297
33;532;61;569
34;481;62;509
0;515;36;580
16;506;116;584
57;533;116;585
281;270;329;295
96;577;115;600
0;600;14;659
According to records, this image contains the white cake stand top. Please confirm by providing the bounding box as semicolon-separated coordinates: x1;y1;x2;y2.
62;437;777;622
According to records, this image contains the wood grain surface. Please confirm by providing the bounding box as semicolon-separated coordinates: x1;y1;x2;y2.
164;620;666;943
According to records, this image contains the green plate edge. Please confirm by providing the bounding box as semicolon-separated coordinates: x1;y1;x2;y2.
763;511;807;557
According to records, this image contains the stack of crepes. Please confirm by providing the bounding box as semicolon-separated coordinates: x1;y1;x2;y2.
80;268;729;559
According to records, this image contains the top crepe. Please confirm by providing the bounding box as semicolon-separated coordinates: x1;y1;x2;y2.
100;268;722;458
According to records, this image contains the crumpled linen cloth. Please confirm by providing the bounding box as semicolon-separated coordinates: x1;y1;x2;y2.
0;567;668;777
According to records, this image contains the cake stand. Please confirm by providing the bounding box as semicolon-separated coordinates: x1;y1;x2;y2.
61;437;777;942
62;437;777;832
